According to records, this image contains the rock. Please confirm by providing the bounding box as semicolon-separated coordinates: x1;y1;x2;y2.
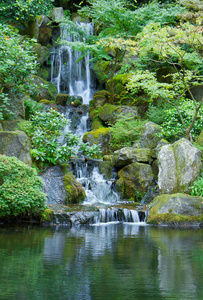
139;121;161;149
147;193;203;225
41;166;85;205
2;89;25;119
34;43;51;65
29;15;51;44
49;7;64;22
31;76;57;101
1;120;21;131
56;94;70;106
98;160;114;180
83;128;112;156
93;90;110;108
116;162;154;200
0;131;32;165
64;171;85;204
158;138;202;194
112;147;151;169
98;104;138;126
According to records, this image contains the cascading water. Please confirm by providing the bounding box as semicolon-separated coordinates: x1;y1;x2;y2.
48;21;145;224
51;22;94;104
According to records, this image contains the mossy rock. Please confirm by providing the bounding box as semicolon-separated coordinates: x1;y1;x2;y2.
83;127;112;156
34;43;51;65
31;76;57;101
147;193;203;225
1;120;21;131
98;104;138;126
41;208;54;222
73;100;82;107
64;171;85;204
98;161;114;180
93;90;110;108
56;94;70;106
116;162;154;200
92;117;104;130
0;131;32;166
39;99;51;105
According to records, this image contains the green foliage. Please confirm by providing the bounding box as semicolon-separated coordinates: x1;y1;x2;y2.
20;108;100;165
189;173;203;197
159;100;203;141
0;24;38;116
0;155;46;218
24;98;45;120
0;0;54;23
110;114;146;149
0;92;13;121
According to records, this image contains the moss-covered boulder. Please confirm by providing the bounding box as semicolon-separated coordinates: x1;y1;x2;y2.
49;7;64;22
0;131;32;166
91;117;104;130
56;94;70;106
31;76;57;101
158;138;202;194
98;160;114;180
147;193;203;225
112;147;151;169
64;171;85;204
98;104;138;126
34;43;51;65
139;121;161;149
1;120;21;131
2;89;25;119
83;128;112;155
93;90;110;108
116;162;154;200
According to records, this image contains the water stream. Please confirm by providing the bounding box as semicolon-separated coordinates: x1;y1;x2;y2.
47;22;144;224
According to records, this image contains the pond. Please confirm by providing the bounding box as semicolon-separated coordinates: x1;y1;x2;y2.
0;224;202;300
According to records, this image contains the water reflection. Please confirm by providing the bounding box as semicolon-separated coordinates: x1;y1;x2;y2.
0;225;202;300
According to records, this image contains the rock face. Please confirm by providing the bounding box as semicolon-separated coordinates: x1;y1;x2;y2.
42;166;85;205
0;131;32;165
139;121;161;149
98;104;138;126
158;138;202;194
147;193;203;225
116;162;154;200
112;147;151;169
83;128;112;155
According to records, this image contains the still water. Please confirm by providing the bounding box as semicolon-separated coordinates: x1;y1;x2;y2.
0;224;202;300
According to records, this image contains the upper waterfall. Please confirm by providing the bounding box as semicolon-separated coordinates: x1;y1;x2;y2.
51;22;94;105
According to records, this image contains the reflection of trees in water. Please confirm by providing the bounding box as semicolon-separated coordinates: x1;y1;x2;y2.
0;226;202;300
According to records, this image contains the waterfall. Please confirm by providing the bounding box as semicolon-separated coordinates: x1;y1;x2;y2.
51;22;94;104
47;21;145;225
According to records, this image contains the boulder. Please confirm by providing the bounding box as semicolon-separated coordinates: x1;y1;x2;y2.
83;128;112;156
158;138;202;194
29;15;51;44
56;94;70;106
31;76;57;101
93;90;110;108
139;121;161;149
64;171;86;204
2;89;25;119
49;7;64;22
41;166;85;205
98;104;138;126
0;131;32;165
116;162;154;200
112;147;151;169
147;193;203;225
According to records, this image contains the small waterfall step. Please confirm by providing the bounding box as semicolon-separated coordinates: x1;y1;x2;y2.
96;208;146;224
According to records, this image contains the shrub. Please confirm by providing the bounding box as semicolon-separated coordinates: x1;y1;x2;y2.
189;173;203;197
0;155;47;218
20;108;101;165
110;114;146;149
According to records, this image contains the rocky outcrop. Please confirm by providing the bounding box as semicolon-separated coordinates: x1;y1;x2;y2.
112;147;151;169
147;193;203;225
31;76;57;101
116;162;154;200
98;104;138;126
0;131;32;165
158;138;202;194
83;128;112;155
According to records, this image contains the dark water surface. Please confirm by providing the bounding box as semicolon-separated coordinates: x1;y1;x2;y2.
0;224;202;300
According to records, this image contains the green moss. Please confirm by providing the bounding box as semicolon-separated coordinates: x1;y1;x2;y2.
64;172;85;204
39;99;51;105
147;213;203;225
92;117;104;130
83;127;110;142
73;100;82;107
41;208;54;222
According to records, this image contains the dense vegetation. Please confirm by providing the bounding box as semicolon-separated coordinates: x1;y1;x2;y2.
0;0;203;218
